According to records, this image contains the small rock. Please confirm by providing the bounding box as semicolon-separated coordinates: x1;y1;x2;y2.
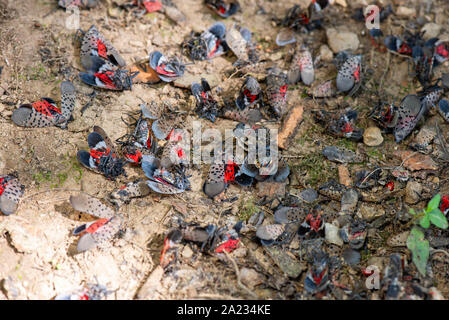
340;189;358;214
256;181;286;199
240;268;265;289
325;223;343;246
319;45;333;62
405;181;422;204
299;188;318;203
421;23;442;39
182;245;194;259
323;146;362;163
358;204;385;221
265;246;305;278
397;150;438;171
338;165;352;187
396;6;416;17
363;127;383;146
232;247;247;259
326;28;359;53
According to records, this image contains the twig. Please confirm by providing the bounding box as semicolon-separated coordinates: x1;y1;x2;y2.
378;51;391;94
359;167;382;187
223;250;258;299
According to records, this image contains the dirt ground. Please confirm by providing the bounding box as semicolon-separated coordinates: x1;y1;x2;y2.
0;0;448;300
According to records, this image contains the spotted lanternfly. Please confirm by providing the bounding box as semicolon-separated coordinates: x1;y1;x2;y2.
149;51;186;82
182;23;228;61
142;155;190;195
78;25;126;73
304;250;330;295
58;0;98;9
338;218;367;250
225;24;257;65
80;69;139;91
12;81;76;129
70;194;122;253
205;0;240;18
77;126;126;180
215;221;242;253
54;277;112;300
394;95;425;143
192;78;218;122
266;67;288;117
256;224;286;246
109;180;151;207
336;54;362;96
313;109;364;141
0;174;24;216
235;76;262;110
160;229;183;269
288;44;314;86
203;162;227;198
219;107;262;124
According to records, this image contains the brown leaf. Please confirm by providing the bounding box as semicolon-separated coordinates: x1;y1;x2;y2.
128;61;160;84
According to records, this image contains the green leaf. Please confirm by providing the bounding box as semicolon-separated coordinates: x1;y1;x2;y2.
407;227;429;276
428;209;449;229
409;226;424;240
427;194;441;212
409;208;417;216
419;214;430;229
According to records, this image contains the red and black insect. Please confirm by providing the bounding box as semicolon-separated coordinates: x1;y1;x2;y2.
70;194;123;253
77;126;127;180
205;0;240;18
0;174;24;216
149;51;186;83
12;81;76;129
191;78;218;123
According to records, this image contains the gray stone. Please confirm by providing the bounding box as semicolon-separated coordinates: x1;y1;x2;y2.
405;181;422;204
326;28;360;53
325;223;343;246
240;268;265;289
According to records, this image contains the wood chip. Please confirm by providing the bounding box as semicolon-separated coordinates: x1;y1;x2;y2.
278;105;304;150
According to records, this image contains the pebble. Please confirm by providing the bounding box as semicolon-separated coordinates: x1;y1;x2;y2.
405;181;422;204
363;127;383;147
338;165;352;187
396;6;416;17
358;204;385;221
421;23;442;39
319;44;333;62
325;223;343;246
240;268;265;289
182;245;194;259
299;188;318;203
265;246;305;278
340;189;358;214
326;28;359;53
